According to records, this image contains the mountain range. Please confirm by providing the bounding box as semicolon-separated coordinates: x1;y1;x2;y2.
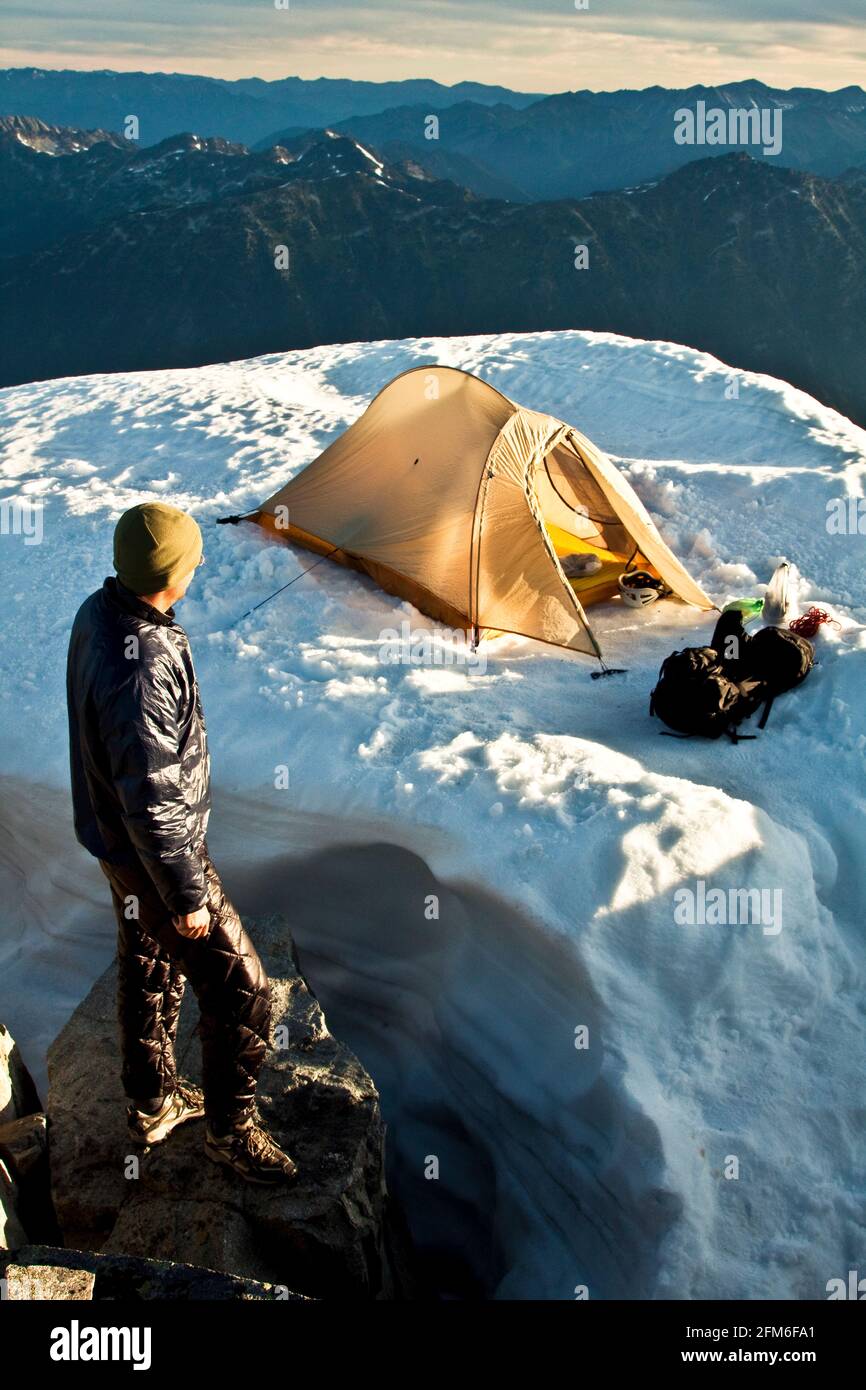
321;81;866;200
0;68;540;148
1;115;864;424
2;69;865;201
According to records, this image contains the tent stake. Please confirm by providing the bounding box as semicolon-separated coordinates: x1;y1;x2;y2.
591;660;628;679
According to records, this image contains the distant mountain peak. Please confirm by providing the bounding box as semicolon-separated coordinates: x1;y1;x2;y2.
0;113;125;155
142;132;249;159
264;129;421;190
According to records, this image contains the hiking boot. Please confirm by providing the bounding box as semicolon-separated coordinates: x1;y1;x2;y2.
127;1080;205;1146
204;1116;298;1185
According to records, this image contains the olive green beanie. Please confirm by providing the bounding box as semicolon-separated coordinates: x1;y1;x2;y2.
113;502;203;595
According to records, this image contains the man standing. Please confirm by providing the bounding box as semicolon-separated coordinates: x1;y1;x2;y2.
67;501;296;1184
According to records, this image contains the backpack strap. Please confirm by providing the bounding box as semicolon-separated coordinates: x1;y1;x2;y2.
661;728;758;743
757;693;775;730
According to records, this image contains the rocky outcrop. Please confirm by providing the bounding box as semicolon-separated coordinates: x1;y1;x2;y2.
0;1024;42;1126
0;1024;56;1252
47;915;413;1300
0;1017;308;1298
1;1244;307;1300
0;1110;59;1247
0;1160;26;1252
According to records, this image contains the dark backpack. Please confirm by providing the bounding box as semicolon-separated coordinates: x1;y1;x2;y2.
650;622;814;741
649;647;767;741
745;625;814;694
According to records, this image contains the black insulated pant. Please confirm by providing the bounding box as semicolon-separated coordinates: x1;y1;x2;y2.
100;846;271;1132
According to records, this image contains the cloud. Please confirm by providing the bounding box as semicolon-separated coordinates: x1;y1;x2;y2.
1;0;864;90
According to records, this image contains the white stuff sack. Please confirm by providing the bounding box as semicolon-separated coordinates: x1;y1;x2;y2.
762;559;800;627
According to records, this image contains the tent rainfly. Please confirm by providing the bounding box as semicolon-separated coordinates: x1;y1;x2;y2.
236;365;713;660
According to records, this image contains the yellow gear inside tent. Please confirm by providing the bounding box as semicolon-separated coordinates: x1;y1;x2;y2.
246;365;713;659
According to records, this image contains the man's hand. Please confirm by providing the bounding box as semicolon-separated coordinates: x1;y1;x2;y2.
173;905;211;939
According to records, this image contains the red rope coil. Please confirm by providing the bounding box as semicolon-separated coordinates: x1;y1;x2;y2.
789;607;840;638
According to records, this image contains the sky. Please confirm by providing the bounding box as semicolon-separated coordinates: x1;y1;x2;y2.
0;0;863;93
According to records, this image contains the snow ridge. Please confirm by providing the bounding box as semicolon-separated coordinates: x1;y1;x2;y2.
0;329;863;1298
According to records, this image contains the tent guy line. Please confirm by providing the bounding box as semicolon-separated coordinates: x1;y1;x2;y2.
216;516;344;627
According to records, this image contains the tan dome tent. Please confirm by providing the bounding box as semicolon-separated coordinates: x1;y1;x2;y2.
240;365;713;660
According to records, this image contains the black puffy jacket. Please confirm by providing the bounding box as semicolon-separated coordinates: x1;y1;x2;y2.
67;578;211;915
